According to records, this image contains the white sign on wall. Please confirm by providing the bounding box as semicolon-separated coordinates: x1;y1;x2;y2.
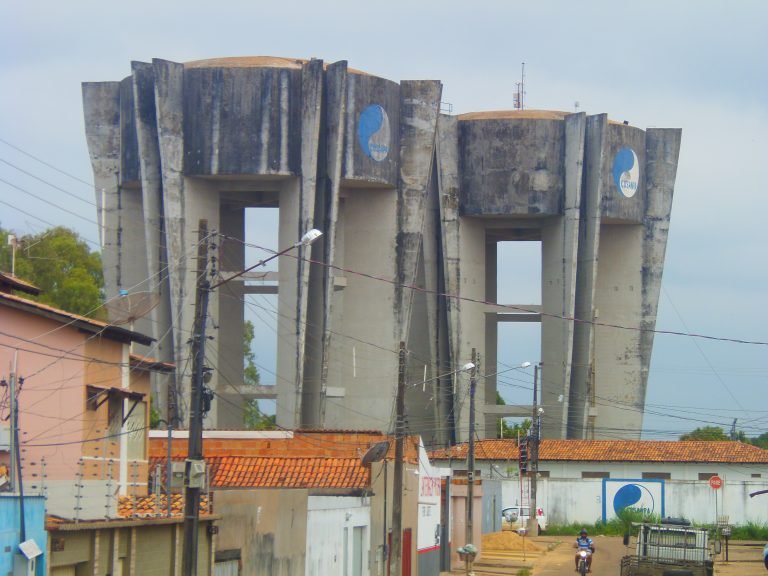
602;479;665;522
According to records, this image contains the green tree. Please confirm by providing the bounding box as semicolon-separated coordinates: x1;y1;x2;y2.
242;320;276;430
748;432;768;449
679;426;730;441
496;393;532;438
1;226;104;317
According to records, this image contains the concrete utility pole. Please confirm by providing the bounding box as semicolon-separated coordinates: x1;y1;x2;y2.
466;348;477;549
182;220;211;576
528;363;540;536
390;341;406;576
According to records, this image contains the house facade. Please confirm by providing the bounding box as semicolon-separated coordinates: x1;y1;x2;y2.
149;430;448;576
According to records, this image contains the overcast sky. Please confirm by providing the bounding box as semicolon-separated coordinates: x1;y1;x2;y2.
1;0;766;439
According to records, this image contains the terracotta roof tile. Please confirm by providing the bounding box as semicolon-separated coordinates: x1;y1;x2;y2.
207;456;371;489
429;439;768;464
117;493;210;518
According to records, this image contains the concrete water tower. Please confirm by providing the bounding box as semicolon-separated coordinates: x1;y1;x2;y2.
83;56;680;444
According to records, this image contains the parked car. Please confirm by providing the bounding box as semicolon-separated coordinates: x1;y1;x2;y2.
501;505;547;534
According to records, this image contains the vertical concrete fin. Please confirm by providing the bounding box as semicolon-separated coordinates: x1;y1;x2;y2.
295;58;324;427
569;113;607;439
395;80;443;343
316;60;348;428
152;58;188;423
640;128;682;404
82;81;121;300
541;112;586;438
435;114;461;445
132;61;176;418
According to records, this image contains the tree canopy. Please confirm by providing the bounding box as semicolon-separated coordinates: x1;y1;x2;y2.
1;226;104;317
242;320;275;430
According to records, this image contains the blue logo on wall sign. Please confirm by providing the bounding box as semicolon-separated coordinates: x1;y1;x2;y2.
358;104;390;162
613;483;655;516
612;147;639;198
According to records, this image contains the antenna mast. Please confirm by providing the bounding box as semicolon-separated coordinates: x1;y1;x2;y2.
514;62;526;110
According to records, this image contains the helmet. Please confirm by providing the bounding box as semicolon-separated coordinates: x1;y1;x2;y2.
580;528;588;535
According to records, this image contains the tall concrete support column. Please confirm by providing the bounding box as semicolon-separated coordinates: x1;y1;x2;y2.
540;112;585;438
152;58;192;422
483;242;497;438
132;61;176;418
435;115;461;446
216;204;246;427
454;218;487;442
639;128;682;408
82;82;121;300
395;80;442;442
394;80;442;341
294;59;324;427
569;114;607;439
314;61;348;429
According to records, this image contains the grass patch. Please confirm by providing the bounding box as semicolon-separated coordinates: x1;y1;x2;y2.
544;519;768;541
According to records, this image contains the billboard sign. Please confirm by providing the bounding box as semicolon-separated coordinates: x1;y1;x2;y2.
602;479;665;523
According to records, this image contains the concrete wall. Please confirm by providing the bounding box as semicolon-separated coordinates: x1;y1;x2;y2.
47;519;214;575
214;489;308;576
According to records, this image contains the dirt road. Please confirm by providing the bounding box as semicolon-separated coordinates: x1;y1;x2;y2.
532;535;629;575
531;536;767;576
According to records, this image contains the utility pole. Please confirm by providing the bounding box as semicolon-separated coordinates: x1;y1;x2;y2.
466;348;477;549
9;350;17;493
528;363;540;536
182;220;211;576
390;341;406;576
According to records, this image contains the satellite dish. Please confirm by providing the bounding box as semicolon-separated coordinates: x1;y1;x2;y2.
104;291;161;326
361;441;390;466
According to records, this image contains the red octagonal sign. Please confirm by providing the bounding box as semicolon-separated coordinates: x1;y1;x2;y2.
709;475;723;490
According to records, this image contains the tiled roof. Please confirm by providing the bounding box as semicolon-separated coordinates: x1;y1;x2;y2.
0;291;152;345
206;456;370;489
117;494;210;518
429;439;768;464
0;271;40;295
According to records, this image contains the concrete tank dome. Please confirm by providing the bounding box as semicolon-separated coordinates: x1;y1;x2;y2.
183;55;371;75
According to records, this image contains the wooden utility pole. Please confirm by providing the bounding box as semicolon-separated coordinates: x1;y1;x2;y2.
390;341;406;576
182;220;211;576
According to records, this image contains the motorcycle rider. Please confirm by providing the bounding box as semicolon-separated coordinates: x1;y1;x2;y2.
574;528;595;572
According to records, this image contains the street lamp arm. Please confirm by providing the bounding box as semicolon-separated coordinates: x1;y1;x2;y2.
210;229;322;289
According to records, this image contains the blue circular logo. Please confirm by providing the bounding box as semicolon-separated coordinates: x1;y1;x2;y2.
613;483;655;516
358;104;390;162
612;147;639;198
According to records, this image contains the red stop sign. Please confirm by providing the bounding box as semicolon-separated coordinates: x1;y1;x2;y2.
709;475;723;490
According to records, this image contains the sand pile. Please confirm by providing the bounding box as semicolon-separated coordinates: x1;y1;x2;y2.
482;530;543;552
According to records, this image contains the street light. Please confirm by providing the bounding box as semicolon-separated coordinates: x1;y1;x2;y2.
210;228;323;289
183;224;323;576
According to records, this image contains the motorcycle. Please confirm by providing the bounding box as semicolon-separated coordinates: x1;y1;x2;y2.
577;548;592;575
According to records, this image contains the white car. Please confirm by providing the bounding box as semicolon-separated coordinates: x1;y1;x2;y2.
501;505;547;534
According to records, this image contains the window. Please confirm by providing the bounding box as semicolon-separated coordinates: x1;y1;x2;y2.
537;470;550;478
582;471;609;479
642;472;671;480
752;473;762;478
698;473;718;481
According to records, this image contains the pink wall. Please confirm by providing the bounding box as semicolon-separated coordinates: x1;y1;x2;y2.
0;305;124;483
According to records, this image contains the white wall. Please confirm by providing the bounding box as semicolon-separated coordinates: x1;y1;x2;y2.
306;496;371;576
497;476;768;526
